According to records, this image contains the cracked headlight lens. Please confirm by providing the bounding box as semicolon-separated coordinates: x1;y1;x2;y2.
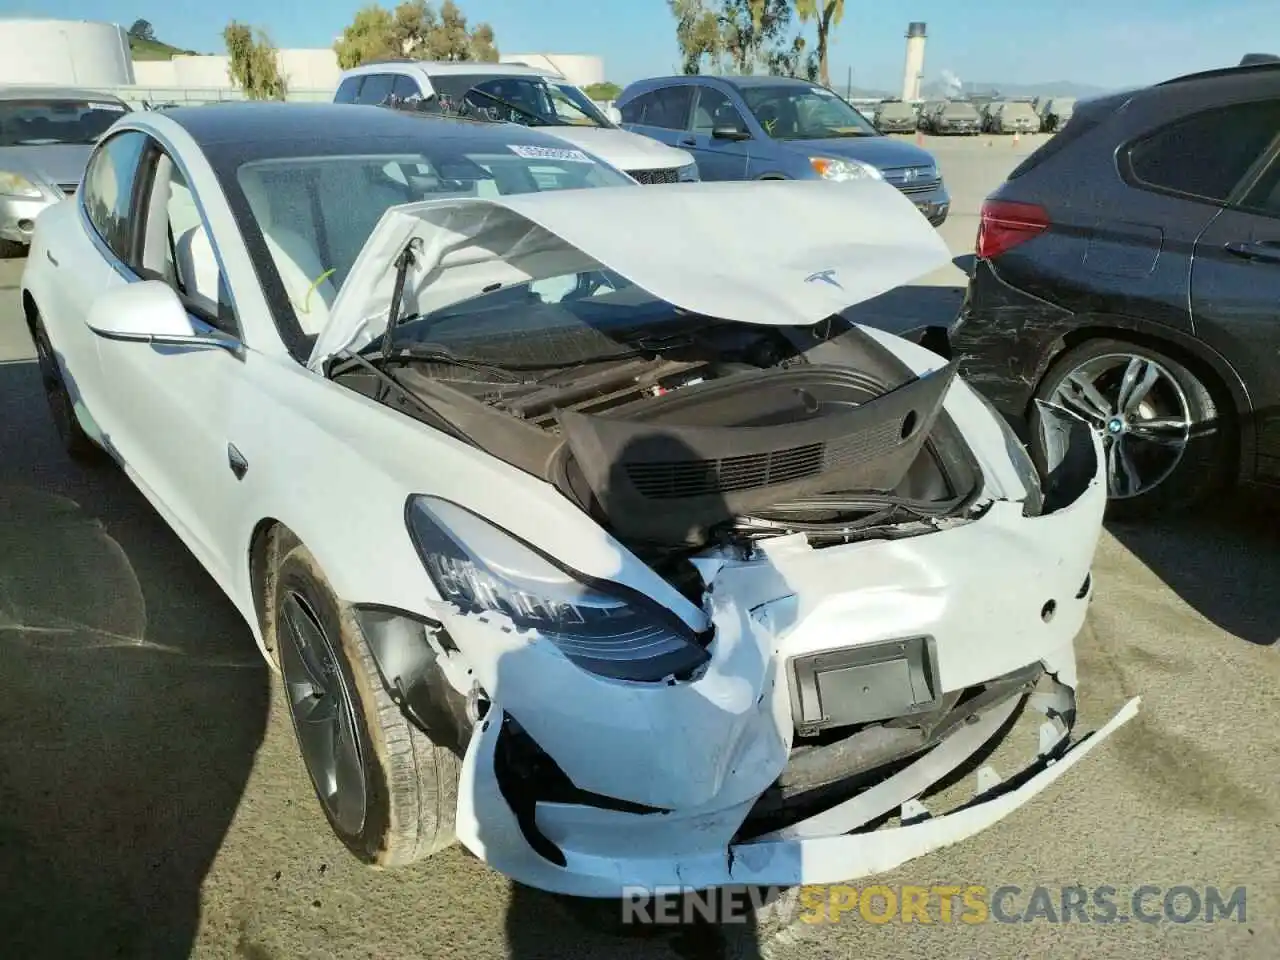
407;495;710;682
809;156;883;182
0;171;42;198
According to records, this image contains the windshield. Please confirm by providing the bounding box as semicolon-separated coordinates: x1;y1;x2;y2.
741;85;879;140
877;103;915;120
942;102;980;119
1001;102;1038;120
0;98;127;146
234;147;633;329
435;75;612;128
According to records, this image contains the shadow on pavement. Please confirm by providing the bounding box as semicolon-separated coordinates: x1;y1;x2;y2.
1106;491;1279;647
505;886;765;959
0;358;270;958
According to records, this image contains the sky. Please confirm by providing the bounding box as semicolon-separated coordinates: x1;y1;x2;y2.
1;0;1275;90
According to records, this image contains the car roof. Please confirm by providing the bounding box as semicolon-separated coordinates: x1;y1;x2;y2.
0;85;128;103
157;101;561;148
342;60;559;80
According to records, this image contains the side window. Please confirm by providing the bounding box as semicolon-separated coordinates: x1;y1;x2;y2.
1127;101;1280;203
692;88;746;135
357;73;394;106
334;75;364;104
392;74;423;103
136;143;235;331
82;130;148;262
619;91;652;125
645;87;695;130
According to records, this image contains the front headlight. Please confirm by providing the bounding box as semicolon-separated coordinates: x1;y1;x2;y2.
406;496;710;682
971;391;1044;516
0;171;43;198
677;161;700;182
809;156;883;182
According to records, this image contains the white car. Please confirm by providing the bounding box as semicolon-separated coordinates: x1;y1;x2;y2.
22;102;1138;897
334;60;699;185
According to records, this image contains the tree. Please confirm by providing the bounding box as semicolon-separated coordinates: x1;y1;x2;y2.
334;5;398;68
223;21;287;100
720;0;793;75
668;0;724;75
334;1;499;69
584;81;622;101
128;19;155;41
668;0;798;76
795;0;843;87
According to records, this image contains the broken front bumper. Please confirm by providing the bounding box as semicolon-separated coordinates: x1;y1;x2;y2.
449;410;1136;897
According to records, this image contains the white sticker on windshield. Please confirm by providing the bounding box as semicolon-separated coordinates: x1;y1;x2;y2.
507;144;594;163
89;102;126;112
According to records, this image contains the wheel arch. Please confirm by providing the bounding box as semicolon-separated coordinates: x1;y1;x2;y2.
1039;318;1254;483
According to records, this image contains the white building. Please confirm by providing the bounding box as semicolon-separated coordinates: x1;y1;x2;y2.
0;18;135;87
501;54;604;87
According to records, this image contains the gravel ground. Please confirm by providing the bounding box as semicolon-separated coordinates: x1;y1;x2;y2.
0;131;1275;960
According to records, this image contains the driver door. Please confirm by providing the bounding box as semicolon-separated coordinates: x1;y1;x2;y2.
87;137;254;585
685;86;750;181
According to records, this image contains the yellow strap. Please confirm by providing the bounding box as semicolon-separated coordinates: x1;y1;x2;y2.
300;269;336;314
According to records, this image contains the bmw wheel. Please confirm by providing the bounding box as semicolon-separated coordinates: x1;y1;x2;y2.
32;313;100;461
1034;338;1232;519
271;532;460;866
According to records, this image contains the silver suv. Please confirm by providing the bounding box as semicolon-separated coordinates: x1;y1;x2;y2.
333;61;698;184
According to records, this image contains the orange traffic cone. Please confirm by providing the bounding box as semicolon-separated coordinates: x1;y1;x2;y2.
1013;130;1021;147
915;130;924;147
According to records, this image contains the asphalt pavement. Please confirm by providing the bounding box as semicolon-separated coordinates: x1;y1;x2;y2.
0;133;1276;960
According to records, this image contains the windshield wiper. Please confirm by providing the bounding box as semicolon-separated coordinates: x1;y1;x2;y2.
332;349;473;444
375;343;537;383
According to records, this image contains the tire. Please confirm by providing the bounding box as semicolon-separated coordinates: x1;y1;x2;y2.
271;533;460;866
1033;337;1233;519
31;313;101;461
0;238;27;259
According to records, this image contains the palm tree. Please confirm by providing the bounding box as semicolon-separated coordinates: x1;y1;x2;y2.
795;0;844;88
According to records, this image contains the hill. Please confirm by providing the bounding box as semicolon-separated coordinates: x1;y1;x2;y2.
129;34;198;60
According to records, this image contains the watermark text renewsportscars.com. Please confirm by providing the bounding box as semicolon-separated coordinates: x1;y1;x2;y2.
621;884;1248;926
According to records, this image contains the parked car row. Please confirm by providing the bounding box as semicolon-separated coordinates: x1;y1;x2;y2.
15;70;1135;900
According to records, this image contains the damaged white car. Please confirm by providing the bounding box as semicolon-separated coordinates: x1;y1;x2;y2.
21;103;1138;897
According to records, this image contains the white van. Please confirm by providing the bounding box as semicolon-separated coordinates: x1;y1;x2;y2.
334;60;699;184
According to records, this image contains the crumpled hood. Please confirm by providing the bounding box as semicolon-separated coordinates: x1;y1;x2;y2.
307;178;952;370
537;125;694;172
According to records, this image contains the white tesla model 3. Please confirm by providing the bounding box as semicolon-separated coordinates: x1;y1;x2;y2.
20;103;1138;897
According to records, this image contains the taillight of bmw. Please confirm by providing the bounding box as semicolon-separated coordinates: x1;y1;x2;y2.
976;199;1049;260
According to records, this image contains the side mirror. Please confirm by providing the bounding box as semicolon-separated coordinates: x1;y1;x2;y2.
712;126;751;141
85;280;237;351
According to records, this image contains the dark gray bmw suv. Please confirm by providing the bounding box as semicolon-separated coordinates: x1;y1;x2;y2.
951;57;1280;519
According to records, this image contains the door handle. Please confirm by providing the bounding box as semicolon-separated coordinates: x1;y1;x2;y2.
679;137;696;146
45;250;58;266
1224;240;1280;264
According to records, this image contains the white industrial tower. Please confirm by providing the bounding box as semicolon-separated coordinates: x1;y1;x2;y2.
901;21;927;101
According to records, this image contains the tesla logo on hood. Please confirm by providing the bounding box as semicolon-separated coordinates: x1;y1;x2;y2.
805;269;843;289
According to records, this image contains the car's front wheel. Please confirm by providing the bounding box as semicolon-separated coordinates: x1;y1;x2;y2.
31;313;100;461
1034;338;1233;519
271;533;460;866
